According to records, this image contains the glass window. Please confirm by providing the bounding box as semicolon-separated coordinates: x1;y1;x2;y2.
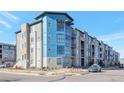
31;26;35;33
48;22;51;28
3;46;9;50
10;46;14;50
31;48;34;53
57;58;62;65
31;37;34;43
57;19;64;31
0;55;2;58
56;34;65;43
0;45;2;48
57;45;64;55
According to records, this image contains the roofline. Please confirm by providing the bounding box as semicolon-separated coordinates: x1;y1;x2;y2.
15;30;21;34
73;28;85;34
35;11;74;21
30;20;42;26
0;42;16;46
15;20;42;34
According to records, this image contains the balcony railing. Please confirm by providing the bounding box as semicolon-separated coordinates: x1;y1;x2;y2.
72;35;76;39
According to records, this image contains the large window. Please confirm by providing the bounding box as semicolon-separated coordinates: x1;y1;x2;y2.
57;58;62;65
56;34;65;43
57;45;64;55
57;19;64;31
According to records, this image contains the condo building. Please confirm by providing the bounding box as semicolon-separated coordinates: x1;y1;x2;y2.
0;43;16;67
15;12;119;69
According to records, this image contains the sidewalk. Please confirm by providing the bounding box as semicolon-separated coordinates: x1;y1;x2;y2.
0;68;89;76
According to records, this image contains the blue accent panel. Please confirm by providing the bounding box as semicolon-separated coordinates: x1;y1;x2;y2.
47;16;57;57
42;14;72;57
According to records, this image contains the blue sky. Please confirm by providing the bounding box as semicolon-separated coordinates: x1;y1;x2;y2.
0;11;124;58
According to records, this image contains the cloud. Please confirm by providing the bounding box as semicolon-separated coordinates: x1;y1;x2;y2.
0;11;19;22
0;20;11;28
98;32;124;42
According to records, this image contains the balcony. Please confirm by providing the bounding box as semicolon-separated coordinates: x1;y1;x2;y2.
71;44;76;48
72;35;76;39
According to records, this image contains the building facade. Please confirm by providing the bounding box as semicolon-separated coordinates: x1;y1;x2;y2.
15;12;119;69
72;28;119;68
0;43;16;67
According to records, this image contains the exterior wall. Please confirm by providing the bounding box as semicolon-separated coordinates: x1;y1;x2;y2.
42;14;73;68
0;44;2;64
15;12;120;69
21;24;30;68
0;43;16;67
30;22;43;69
71;28;120;68
16;32;24;68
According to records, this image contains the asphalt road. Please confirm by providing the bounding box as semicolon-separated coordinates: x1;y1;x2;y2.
0;69;124;82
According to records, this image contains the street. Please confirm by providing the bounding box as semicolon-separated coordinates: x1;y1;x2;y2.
0;69;124;82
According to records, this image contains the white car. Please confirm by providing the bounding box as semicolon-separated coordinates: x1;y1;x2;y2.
0;64;6;68
88;64;101;72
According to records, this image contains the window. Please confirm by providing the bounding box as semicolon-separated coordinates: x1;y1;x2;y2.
22;43;26;49
48;22;51;28
56;34;65;43
31;26;35;33
0;55;2;58
57;58;62;65
57;45;64;55
57;19;64;31
3;46;9;50
31;48;34;53
22;32;26;39
24;54;26;59
66;34;71;41
10;46;14;50
100;54;102;57
31;37;34;43
30;59;34;64
22;55;24;60
100;48;102;51
0;50;2;53
0;45;2;48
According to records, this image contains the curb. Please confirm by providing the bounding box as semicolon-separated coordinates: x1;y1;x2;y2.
0;70;89;77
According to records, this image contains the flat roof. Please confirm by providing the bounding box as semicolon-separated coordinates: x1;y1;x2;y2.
35;11;74;21
30;20;42;26
0;42;15;46
15;30;21;34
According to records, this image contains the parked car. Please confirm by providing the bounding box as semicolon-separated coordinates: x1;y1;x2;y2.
119;64;124;68
0;64;6;68
88;64;101;72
